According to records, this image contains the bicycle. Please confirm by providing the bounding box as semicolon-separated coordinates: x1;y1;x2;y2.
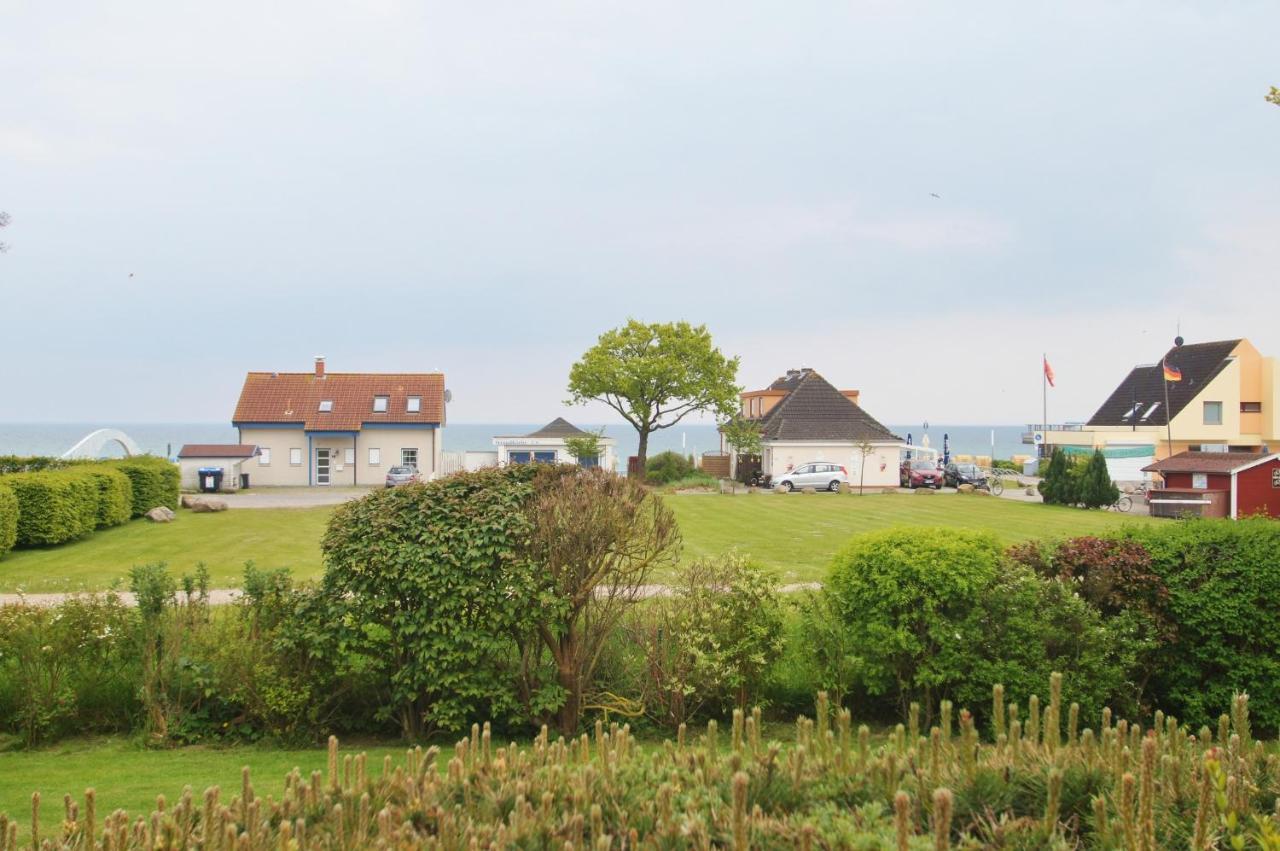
985;475;1005;496
1109;492;1133;512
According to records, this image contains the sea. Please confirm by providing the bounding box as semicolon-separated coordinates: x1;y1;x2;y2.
0;423;1030;469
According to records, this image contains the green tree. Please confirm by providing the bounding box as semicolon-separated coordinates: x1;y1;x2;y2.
563;428;605;466
1268;86;1280;107
1077;449;1119;509
567;320;741;473
1037;447;1068;505
720;415;762;457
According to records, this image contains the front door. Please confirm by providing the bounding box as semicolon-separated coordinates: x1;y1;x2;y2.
316;448;331;485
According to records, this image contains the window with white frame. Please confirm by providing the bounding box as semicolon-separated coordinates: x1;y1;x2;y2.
373;396;389;413
402;448;418;468
407;396;421;413
318;400;333;412
368;447;381;466
344;448;355;465
259;447;271;466
1203;401;1223;425
289;448;302;466
1192;473;1208;489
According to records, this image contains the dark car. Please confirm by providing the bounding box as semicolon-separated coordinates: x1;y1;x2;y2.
944;462;988;489
384;465;420;487
900;459;943;489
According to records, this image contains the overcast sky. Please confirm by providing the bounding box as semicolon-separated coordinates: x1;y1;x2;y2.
1;1;1275;426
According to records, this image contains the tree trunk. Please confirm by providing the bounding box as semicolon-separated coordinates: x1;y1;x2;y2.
555;633;581;737
635;429;651;478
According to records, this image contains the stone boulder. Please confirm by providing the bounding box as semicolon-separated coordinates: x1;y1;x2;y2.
957;483;976;494
146;506;176;523
914;487;935;495
883;487;901;495
180;494;201;508
801;486;817;494
188;497;229;513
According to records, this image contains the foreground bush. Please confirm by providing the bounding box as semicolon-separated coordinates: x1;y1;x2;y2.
644;450;696;484
0;482;16;558
6;677;1279;849
3;470;99;546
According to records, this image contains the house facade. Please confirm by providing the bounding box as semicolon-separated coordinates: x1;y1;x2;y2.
232;357;446;486
493;418;617;469
1029;339;1280;479
1142;451;1280;519
176;444;259;491
734;368;904;487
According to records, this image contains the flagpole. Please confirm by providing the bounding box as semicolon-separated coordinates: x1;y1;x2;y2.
1042;353;1047;457
1163;364;1173;459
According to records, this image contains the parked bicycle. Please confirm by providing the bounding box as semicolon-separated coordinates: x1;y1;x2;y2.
985;475;1005;496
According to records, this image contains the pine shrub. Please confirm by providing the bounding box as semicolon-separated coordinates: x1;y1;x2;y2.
1077;450;1119;509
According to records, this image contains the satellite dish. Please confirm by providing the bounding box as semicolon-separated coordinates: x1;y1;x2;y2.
444;389;453;403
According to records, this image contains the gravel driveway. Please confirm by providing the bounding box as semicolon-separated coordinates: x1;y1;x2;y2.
202;486;377;509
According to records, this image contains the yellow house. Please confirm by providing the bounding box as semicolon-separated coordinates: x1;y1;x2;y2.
232;357;447;487
1030;339;1280;479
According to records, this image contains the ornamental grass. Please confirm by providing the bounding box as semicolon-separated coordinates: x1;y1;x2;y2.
4;675;1279;850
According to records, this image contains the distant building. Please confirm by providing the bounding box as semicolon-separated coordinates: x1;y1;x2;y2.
1142;451;1280;519
734;368;903;487
492;418;616;469
176;444;259;492
232;357;446;486
1029;339;1280;481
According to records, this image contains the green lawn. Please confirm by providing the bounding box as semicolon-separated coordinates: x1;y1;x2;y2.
666;492;1155;583
0;507;330;593
0;737;406;842
0;492;1155;593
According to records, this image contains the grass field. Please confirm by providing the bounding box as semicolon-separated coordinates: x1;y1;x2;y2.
0;737;407;842
0;491;1154;592
0;507;331;593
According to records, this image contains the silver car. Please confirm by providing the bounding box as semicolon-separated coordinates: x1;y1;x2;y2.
774;462;849;493
384;465;420;487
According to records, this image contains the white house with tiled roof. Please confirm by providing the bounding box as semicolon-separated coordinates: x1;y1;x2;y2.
492;418;616;469
736;368;904;487
232;357;447;486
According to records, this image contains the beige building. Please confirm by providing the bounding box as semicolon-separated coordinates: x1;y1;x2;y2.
176;444;260;491
1030;338;1280;480
231;357;447;486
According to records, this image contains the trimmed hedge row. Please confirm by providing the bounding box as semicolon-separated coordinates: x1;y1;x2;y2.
107;456;179;515
0;456;178;554
0;483;16;558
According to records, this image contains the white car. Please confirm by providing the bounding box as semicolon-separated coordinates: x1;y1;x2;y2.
774;462;849;493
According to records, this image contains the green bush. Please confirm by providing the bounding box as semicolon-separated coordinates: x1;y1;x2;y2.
0;455;73;475
82;467;133;528
1119;518;1280;733
0;481;17;558
822;527;1004;717
644;450;696;484
320;465;552;737
1077;449;1119;509
4;470;99;546
108;456;179;515
622;552;784;726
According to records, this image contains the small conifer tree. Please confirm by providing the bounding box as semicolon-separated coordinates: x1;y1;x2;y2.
1078;449;1119;509
1038;447;1068;504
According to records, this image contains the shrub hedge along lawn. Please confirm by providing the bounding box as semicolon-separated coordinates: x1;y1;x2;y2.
2;676;1278;848
0;456;179;556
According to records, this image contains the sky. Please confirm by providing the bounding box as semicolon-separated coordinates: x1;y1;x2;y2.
0;1;1276;427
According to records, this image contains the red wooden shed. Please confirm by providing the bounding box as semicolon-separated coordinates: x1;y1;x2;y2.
1143;451;1280;520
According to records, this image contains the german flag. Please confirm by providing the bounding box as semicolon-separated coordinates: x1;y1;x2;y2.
1163;359;1182;382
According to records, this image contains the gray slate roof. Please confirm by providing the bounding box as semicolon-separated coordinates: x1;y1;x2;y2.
1087;340;1240;427
525;417;588;438
756;371;901;442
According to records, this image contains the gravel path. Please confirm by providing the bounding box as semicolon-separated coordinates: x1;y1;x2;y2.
0;582;823;609
207;487;377;509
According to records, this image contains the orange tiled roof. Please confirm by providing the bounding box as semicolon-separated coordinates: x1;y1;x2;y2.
233;371;445;431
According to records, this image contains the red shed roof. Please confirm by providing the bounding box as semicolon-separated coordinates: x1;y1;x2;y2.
233;370;446;431
1143;451;1279;475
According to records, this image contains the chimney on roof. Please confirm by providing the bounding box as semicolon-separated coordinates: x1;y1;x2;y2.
315;356;325;378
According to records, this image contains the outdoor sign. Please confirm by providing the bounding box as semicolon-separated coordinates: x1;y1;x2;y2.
1273;467;1280;488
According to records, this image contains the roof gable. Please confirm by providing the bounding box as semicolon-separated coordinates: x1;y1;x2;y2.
1087;340;1240;427
1143;451;1279;475
757;371;900;443
233;371;445;431
526;417;588;438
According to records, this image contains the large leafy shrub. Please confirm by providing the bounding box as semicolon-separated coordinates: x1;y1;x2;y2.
822;528;1003;717
82;467;133;528
623;552;784;726
109;456;179;515
0;481;17;558
4;470;99;546
320;465;552;737
644;450;695;484
1118;518;1280;733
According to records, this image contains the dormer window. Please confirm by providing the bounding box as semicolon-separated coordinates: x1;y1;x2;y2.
318;400;333;412
1139;402;1160;421
407;396;421;413
1121;402;1142;420
373;396;389;413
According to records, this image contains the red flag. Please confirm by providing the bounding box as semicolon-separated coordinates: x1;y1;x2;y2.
1043;356;1055;388
1163;359;1182;382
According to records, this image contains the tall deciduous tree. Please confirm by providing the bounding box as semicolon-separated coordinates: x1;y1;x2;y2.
567;320;740;473
563;428;605;467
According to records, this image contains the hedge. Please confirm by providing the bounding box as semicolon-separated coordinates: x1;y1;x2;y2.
4;470;99;546
107;456;180;515
0;482;17;558
82;468;133;528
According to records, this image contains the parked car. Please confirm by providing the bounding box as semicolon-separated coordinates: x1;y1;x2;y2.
944;462;988;489
774;462;849;493
385;465;420;487
900;459;943;489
